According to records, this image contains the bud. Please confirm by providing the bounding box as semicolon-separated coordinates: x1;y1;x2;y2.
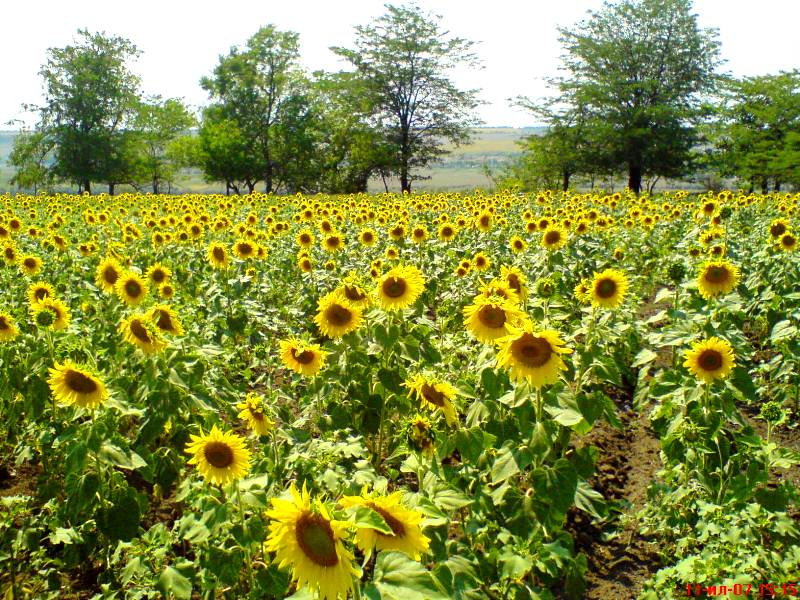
667;261;687;284
719;206;733;220
760;400;783;424
535;277;556;299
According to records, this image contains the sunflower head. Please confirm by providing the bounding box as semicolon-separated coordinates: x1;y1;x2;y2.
779;232;797;252
683;337;735;384
279;338;328;376
404;374;459;425
115;272;149;306
541;226;567;250
28;281;55;306
185;425;251;485
96;257;122;293
496;325;572;389
375;265;425;311
146;263;171;285
236;393;275;436
19;255;43;276
0;312;20;342
120;314;168;355
314;292;363;338
590;269;629;309
32;298;71;331
406;414;435;456
463;295;527;344
148;304;184;336
697;260;740;300
48;361;108;409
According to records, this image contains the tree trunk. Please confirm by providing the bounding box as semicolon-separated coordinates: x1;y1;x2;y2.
561;170;571;192
246;180;256;194
153;177;159;194
761;177;768;194
774;179;781;192
83;180;91;194
627;163;642;195
108;183;115;196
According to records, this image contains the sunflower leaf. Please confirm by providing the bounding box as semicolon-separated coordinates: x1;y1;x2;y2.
156;566;192;600
350;505;394;534
365;552;449;600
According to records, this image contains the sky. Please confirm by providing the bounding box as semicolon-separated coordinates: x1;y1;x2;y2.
2;0;799;128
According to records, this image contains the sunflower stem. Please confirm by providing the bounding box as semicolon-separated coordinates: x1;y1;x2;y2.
236;484;255;596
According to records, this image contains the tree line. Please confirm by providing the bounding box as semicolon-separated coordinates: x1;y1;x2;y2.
8;0;800;195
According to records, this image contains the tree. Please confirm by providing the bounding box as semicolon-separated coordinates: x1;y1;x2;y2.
201;25;313;193
133;97;196;193
8;130;54;193
35;29;141;193
332;4;482;192
707;71;800;192
551;0;721;193
196;108;256;195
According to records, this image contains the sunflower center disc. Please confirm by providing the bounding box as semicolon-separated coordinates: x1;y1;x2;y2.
478;305;507;329
0;318;8;331
292;348;315;365
296;513;339;567
698;349;723;371
596;279;617;299
363;233;374;243
421;383;446;407
35;288;49;301
771;224;786;237
442;227;453;237
545;231;561;245
204;441;234;468
104;267;119;284
125;280;142;297
152;270;166;283
514;335;553;368
370;504;407;537
156;311;173;331
25;258;36;269
130;319;152;343
382;278;407;298
344;286;365;302
65;369;98;394
507;275;521;291
704;266;728;284
239;244;252;256
325;304;353;326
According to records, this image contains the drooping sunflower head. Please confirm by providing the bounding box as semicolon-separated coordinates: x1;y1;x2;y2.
683;337;735;384
697;259;740;301
27;281;55;306
496;326;572;389
185;424;251;485
590;269;629;309
148;304;184;336
146;263;171;286
120;314;168;355
314;291;363;338
375;265;425;311
279;337;328;376
339;488;431;560
115;272;149;306
47;361;108;409
236;393;275;436
406;414;435;455
265;483;358;600
404;374;459;426
95;257;122;293
463;295;527;344
0;312;20;342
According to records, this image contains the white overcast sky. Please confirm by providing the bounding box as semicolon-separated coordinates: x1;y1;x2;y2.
2;0;799;128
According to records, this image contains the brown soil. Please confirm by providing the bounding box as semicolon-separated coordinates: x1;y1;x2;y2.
0;461;39;498
566;392;664;599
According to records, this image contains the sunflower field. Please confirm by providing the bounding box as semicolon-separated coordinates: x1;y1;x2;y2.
1;189;799;599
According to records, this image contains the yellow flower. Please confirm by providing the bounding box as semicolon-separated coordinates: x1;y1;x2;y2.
95;257;122;293
779;232;797;252
463;295;527;344
19;255;43;276
146;263;171;286
404;374;459;426
339;489;430;560
120;314;168;354
322;232;345;253
0;312;20;342
697;260;740;300
207;242;230;269
185;425;251;485
27;282;55;306
541;225;567;250
336;274;372;309
359;228;377;246
48;361;108;409
683;337;735;384
590;269;629;309
375;265;425;311
32;298;71;331
115;272;149;306
266;483;358;600
233;239;258;260
279;338;328;376
473;251;490;271
236;393;275;436
574;278;591;305
148;304;184;336
314;292;363;338
496;325;572;388
296;229;315;248
500;266;528;302
438;222;458;241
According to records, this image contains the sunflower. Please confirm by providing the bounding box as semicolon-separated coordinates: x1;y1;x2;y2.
404;374;459;425
185;425;251;485
406;414;435;456
683;337;735;384
375;265;425;311
19;255;43;276
95;257;122;293
2;243;17;265
339;489;430;560
27;281;55;306
590;269;629;309
298;256;313;272
115;272;149;306
541;225;567;250
0;312;20;342
145;263;171;286
500;266;528;302
475;210;493;232
479;279;521;305
473;252;490;271
769;218;790;238
32;298;71;331
158;283;175;300
296;229;315;248
359;228;377;246
279;338;328;376
697;260;740;300
463;295;527;344
236;393;275;436
437;223;457;241
496;325;572;388
148;304;184;336
233;239;258;260
120;314;168;354
337;274;372;309
323;233;344;253
314;292;363;338
47;361;108;409
206;242;230;269
509;236;527;254
265;483;357;600
779;232;797;252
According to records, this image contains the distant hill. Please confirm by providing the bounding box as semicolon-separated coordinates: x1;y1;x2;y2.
0;127;541;193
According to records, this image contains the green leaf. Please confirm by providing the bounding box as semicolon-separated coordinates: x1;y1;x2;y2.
351;505;393;534
365;552;449;600
99;442;147;470
771;320;797;343
632;348;658;368
491;447;521;484
157;566;192;600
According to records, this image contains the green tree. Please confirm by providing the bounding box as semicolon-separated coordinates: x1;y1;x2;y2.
201;25;313;193
196;108;256;195
133;97;196;193
34;29;142;193
7;130;54;193
332;4;482;192
551;0;721;193
707;71;800;192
